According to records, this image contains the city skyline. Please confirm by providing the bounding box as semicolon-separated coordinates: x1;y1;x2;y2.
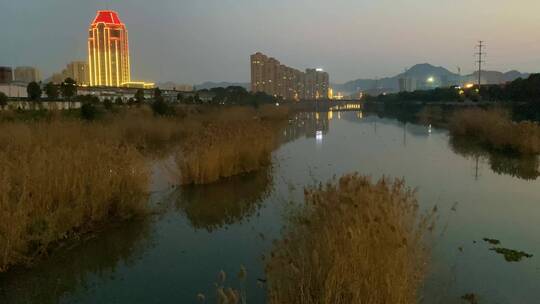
1;0;540;84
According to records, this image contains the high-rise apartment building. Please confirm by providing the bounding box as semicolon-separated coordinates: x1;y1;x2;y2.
88;10;131;87
65;61;89;85
46;61;89;85
0;67;13;84
250;52;329;101
14;66;41;83
305;68;329;100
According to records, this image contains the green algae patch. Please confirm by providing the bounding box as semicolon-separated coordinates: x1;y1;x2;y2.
482;238;500;245
461;293;479;304
490;247;533;262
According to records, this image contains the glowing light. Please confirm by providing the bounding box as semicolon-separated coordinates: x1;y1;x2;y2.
316;130;323;142
465;83;474;89
427;77;435;83
88;10;130;87
122;82;155;89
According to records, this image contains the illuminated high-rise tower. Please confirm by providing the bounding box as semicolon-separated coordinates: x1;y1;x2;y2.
88;10;131;87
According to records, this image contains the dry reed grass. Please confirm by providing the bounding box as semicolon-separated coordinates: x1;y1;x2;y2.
175;119;280;185
266;173;434;304
0;120;149;272
0;105;290;271
449;108;540;154
174;106;288;185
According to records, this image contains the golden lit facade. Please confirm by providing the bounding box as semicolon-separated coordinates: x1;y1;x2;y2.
88;10;131;87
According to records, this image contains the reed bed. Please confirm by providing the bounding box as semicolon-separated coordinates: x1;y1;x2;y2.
0;104;290;271
175;119;280;185
266;173;434;304
449;108;540;155
174;105;288;185
0;121;149;272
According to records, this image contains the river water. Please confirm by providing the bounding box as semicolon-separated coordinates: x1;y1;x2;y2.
1;110;539;303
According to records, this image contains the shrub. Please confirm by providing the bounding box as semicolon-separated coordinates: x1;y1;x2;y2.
80;102;98;121
0;92;7;109
151;97;171;116
103;98;113;110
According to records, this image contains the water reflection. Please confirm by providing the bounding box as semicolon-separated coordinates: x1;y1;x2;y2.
0;219;154;304
176;169;273;232
281;112;330;144
449;136;540;180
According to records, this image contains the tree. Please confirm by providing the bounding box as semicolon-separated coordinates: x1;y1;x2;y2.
151;96;171;116
115;97;123;105
44;82;59;99
135;89;145;105
27;82;42;101
61;78;77;100
154;87;162;99
80;102;97;121
0;92;8;109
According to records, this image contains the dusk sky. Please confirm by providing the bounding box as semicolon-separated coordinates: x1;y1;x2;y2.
1;0;540;84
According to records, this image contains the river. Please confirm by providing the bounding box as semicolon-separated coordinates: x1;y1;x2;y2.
1;110;539;303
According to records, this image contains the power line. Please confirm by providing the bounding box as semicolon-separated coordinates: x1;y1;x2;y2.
475;41;485;86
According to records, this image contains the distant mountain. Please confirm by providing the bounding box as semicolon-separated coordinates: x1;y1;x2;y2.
333;63;529;94
195;82;250;90
467;70;530;84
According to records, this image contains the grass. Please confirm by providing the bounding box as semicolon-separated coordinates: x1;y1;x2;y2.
266;173;434;304
449;108;540;155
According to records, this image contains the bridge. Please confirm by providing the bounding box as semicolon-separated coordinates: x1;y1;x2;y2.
288;99;363;112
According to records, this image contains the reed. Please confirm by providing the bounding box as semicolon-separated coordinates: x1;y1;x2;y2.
266;173;434;304
449;108;540;155
174;106;288;185
0;105;290;271
0;120;149;272
175;119;280;185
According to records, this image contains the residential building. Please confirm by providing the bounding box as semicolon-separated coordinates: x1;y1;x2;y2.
46;61;89;85
0;67;13;84
88;10;131;86
398;76;417;92
305;68;329;100
0;83;27;98
64;61;89;85
250;52;329;101
14;66;41;83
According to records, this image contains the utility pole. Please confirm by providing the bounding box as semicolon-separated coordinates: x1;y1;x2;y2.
475;41;485;87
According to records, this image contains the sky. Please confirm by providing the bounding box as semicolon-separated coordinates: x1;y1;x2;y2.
1;0;540;84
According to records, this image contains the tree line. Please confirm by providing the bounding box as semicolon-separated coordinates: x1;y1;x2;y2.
364;73;540;103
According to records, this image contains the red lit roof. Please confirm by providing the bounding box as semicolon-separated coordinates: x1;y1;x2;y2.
92;10;124;25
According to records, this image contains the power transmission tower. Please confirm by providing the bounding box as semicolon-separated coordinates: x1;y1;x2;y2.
475;41;485;86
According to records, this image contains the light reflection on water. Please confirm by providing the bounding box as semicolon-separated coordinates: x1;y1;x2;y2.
1;109;539;303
